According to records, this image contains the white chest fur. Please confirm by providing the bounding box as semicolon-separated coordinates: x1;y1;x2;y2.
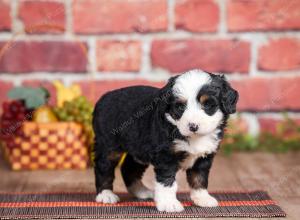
173;131;220;170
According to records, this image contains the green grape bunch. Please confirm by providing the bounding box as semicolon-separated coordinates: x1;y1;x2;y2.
53;96;95;162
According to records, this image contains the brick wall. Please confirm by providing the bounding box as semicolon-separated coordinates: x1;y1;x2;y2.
1;0;300;134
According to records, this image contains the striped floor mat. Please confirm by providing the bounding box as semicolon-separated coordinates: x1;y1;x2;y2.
0;191;286;219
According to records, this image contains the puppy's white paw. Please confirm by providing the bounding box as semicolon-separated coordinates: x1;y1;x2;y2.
193;195;218;207
154;181;184;212
137;188;154;199
128;181;154;199
191;189;218;207
95;190;120;204
156;199;184;212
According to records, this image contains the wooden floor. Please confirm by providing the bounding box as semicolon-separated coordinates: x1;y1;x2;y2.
0;152;299;220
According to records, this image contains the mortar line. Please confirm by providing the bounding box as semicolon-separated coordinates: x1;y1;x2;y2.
217;0;227;36
1;31;300;42
167;0;176;32
140;38;152;75
87;37;97;77
64;0;73;37
11;0;21;34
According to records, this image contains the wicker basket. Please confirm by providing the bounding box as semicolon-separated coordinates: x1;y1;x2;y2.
1;122;89;170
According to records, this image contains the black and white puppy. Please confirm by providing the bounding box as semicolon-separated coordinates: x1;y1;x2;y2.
92;69;238;212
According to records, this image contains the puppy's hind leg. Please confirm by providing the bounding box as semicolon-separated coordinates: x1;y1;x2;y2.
121;154;153;199
94;142;121;204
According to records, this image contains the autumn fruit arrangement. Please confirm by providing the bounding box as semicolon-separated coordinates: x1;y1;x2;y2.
0;81;94;170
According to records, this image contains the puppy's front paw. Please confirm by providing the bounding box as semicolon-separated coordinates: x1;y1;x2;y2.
154;181;184;212
95;190;120;204
156;199;184;212
191;189;218;207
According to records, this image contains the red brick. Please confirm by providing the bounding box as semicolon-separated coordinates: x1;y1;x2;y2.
227;0;300;32
97;41;142;72
22;80;57;106
175;0;219;32
259;118;279;134
258;38;300;71
19;1;65;34
151;39;250;73
231;77;300;111
73;0;167;34
259;118;300;134
0;0;10;31
0;41;88;73
79;80;164;103
0;81;13;113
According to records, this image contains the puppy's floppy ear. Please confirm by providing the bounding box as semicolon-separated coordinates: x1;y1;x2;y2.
155;75;178;116
219;76;239;114
158;75;178;101
162;76;178;90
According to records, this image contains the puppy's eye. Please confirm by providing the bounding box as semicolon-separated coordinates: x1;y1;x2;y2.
169;100;187;120
174;101;186;111
202;97;217;109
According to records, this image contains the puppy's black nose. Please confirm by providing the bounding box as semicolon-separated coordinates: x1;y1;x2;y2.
188;123;198;132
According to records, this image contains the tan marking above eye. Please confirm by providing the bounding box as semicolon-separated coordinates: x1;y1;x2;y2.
177;98;187;105
200;95;209;104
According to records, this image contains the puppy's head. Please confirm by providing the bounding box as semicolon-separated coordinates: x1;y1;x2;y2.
162;70;238;137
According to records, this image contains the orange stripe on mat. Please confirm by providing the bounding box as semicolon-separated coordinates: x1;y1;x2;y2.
0;200;276;208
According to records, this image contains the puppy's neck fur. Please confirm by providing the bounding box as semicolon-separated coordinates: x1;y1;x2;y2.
172;129;220;170
173;129;220;156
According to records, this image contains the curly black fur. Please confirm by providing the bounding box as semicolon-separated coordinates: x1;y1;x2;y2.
93;71;238;193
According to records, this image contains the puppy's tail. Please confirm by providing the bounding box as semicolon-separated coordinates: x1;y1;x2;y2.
118;152;127;167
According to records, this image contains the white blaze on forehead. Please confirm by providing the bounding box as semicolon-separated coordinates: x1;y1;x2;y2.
173;70;211;100
167;69;223;136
